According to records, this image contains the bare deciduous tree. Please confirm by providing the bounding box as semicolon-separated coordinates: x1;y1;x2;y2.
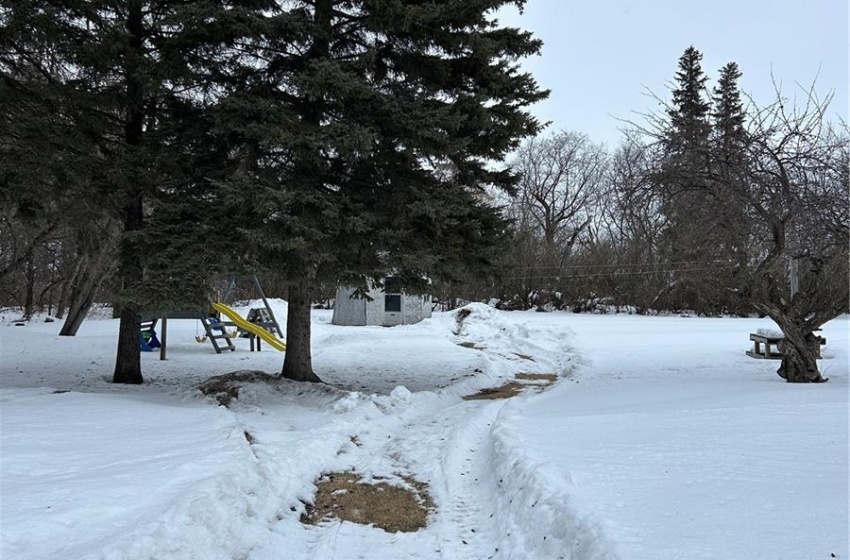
511;130;608;301
737;91;849;382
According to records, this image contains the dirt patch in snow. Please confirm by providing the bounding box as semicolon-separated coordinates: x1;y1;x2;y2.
463;381;525;400
462;373;558;400
301;472;433;533
197;370;280;406
515;372;557;383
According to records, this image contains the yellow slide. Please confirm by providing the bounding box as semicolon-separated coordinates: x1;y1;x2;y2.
211;302;286;352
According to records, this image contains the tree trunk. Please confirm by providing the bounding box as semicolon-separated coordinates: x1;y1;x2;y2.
60;257;90;335
38;279;60;316
281;281;322;383
112;0;145;385
755;303;827;383
54;260;79;320
112;191;144;383
60;300;90;337
22;255;36;321
59;266;101;337
113;301;143;384
775;324;826;383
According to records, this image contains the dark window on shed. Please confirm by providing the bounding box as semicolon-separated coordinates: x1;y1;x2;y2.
384;294;402;312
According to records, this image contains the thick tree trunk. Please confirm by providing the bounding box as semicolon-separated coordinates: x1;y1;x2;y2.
55;257;85;320
113;302;143;384
754;302;828;383
112;195;144;384
60;299;89;337
112;0;145;384
281;281;322;383
775;324;826;383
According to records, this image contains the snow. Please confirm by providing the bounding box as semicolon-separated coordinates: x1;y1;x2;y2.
1;303;847;560
756;327;785;339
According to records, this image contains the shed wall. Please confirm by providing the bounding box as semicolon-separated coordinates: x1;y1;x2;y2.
332;285;432;327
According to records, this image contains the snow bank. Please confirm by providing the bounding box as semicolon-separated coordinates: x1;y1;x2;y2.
1;391;276;560
450;304;579;384
487;406;618;560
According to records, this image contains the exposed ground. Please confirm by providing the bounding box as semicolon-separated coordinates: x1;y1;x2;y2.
301;472;433;533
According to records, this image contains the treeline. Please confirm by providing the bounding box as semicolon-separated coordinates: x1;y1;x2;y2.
454;46;848;382
3;43;846;324
448;49;848;325
2;20;846;383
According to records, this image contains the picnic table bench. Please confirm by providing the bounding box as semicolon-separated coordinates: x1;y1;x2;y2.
746;329;825;360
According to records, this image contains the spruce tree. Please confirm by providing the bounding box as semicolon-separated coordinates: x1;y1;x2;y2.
712;62;747;156
710;61;751;312
1;1;267;383
213;0;547;381
1;5;119;326
668;47;711;145
4;1;545;384
657;46;717;311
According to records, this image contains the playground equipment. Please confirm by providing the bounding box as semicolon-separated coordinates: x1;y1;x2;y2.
139;318;161;352
138;274;285;355
211;302;286;352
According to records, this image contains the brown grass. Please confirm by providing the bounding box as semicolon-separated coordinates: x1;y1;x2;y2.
512;353;536;361
197;371;279;407
301;472;433;533
462;373;559;401
462;381;525;401
515;372;558;383
457;341;485;350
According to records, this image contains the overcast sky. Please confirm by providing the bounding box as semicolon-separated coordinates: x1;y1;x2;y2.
498;0;848;146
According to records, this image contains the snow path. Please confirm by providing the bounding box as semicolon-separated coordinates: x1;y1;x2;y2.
430;402;504;559
210;303;581;560
225;367;561;559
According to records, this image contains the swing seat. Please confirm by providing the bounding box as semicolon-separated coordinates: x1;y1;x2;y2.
195;335;208;343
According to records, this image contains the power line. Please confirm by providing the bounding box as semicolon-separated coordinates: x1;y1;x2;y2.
499;260;738;270
501;265;738;281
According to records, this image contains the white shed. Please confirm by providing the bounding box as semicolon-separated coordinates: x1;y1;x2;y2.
331;280;432;327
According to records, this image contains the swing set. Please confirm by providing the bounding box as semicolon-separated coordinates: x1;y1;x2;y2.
193;316;236;343
140;274;285;356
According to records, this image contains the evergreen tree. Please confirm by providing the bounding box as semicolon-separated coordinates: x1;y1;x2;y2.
657;46;718;311
0;6;117;324
213;0;546;381
1;1;266;383
4;1;545;384
712;62;746;156
710;61;751;312
667;46;712;155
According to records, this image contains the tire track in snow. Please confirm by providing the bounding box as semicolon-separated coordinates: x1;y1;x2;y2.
386;399;508;560
438;401;507;560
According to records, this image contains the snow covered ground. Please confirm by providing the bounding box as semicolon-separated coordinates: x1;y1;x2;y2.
1;303;847;560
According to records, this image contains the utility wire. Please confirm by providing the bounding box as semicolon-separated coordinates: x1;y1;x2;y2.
499;260;738;270
501;265;739;281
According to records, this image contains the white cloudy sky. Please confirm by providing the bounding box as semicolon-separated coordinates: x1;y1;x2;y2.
498;0;848;145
